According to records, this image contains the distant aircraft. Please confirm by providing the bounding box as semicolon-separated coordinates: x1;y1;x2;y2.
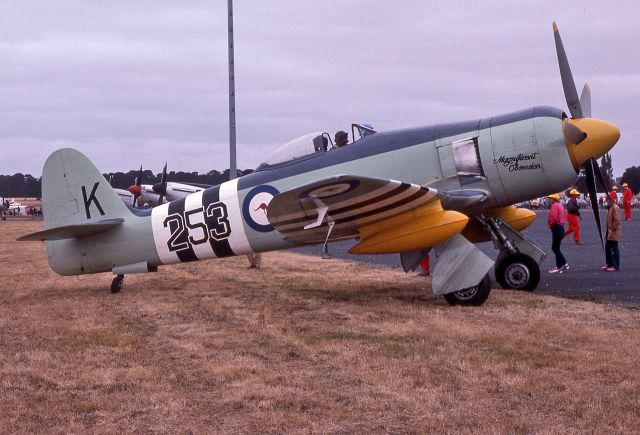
0;197;8;218
113;188;136;207
19;23;620;306
1;199;29;216
129;182;208;207
125;164;209;207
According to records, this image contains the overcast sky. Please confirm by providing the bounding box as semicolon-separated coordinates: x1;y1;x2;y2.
1;1;638;177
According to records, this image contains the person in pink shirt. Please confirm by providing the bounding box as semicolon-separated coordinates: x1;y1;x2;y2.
547;193;569;273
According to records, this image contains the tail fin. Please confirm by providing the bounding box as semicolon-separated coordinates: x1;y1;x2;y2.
42;148;131;229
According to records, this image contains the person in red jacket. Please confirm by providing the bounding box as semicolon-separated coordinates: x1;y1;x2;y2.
622;182;633;221
563;188;581;244
610;185;619;206
417;251;431;276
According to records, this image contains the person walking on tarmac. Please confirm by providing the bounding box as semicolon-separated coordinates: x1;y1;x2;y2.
622;182;633;221
564;189;581;244
603;191;622;271
547;193;569;273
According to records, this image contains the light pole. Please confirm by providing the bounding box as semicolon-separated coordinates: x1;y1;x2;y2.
227;0;237;180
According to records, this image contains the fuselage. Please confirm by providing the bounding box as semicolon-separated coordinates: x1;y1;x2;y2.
48;106;579;275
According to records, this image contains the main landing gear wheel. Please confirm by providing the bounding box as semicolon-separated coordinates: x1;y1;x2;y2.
495;253;540;291
443;274;492;306
111;274;124;293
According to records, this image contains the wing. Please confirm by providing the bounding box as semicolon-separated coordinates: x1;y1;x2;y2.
267;175;469;254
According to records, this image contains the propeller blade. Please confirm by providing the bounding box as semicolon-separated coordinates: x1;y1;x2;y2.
580;83;591;118
157;163;168;205
553;22;583;118
160;163;167;184
592;158;609;192
562;119;587;146
584;158;605;252
133;165;143;207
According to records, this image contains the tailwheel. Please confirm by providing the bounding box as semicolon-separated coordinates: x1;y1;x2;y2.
443;274;491;306
111;274;124;293
495;253;540;291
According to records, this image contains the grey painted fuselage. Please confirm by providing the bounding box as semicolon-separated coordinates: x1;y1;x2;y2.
44;106;577;276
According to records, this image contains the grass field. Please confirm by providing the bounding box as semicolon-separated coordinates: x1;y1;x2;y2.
2;220;640;432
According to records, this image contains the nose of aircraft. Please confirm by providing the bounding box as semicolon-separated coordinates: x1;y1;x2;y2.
128;184;142;196
564;117;620;170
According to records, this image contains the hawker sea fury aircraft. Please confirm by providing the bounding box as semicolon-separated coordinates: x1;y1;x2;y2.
19;23;620;305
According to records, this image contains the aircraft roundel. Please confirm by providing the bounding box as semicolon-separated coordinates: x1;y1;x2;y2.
242;185;280;232
301;179;359;199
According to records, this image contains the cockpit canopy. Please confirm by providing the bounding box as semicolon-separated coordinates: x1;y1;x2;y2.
256;123;377;170
257;132;330;169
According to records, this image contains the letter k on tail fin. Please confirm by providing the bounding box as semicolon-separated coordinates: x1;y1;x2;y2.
41;148;132;229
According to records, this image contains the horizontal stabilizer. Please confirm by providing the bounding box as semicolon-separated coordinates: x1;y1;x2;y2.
17;218;124;241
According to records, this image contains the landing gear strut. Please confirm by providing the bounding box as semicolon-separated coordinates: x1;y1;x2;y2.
321;220;335;259
111;274;124;293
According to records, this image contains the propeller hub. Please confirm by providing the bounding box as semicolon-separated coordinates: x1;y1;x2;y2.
564;118;620;169
128;185;142;196
152;183;166;194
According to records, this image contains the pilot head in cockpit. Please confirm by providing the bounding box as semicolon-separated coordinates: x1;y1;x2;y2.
334;131;349;148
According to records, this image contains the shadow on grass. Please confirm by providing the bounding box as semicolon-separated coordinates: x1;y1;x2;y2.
290;284;441;305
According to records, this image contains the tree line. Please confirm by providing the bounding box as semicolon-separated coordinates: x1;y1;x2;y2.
0;168;254;197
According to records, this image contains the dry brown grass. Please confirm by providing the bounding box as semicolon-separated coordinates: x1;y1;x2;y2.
2;220;640;433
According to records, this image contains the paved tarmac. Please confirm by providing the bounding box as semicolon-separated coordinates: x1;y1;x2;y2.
293;208;640;307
